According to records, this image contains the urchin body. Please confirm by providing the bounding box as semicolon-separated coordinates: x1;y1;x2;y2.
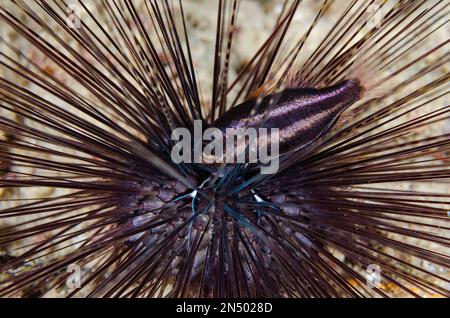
0;0;449;298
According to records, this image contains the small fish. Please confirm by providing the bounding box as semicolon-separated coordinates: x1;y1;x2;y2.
213;79;363;154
